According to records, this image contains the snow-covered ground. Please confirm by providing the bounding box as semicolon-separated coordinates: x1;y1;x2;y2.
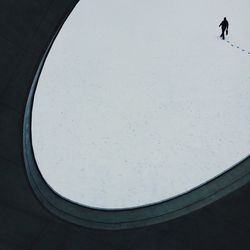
32;0;250;209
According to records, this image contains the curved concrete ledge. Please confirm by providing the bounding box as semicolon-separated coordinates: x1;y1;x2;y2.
23;16;250;229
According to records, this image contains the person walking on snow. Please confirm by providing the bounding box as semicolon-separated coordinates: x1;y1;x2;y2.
219;17;229;40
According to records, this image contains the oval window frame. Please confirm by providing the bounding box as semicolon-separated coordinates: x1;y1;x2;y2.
23;3;250;230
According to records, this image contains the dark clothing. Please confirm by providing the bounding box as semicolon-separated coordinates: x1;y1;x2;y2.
219;20;229;30
219;19;229;40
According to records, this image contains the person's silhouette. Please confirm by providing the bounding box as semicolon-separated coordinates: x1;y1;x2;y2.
219;17;229;40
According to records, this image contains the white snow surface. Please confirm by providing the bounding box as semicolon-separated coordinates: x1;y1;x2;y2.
32;0;250;209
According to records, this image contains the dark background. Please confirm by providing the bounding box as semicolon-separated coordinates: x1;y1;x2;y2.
0;1;249;249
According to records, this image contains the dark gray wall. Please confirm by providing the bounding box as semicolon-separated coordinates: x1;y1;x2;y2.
0;1;249;249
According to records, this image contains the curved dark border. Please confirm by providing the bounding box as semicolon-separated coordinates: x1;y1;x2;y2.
23;3;250;230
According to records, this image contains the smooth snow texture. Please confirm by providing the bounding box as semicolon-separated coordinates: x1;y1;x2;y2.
32;0;250;209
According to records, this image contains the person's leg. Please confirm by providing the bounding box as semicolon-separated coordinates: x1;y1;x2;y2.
222;29;225;40
220;28;223;39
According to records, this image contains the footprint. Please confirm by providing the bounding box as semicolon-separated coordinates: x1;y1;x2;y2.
237;46;239;48
242;49;245;51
